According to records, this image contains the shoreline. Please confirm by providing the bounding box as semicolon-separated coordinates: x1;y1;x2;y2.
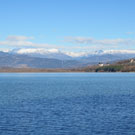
0;69;134;73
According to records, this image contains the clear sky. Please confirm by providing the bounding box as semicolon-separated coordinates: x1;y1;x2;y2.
0;0;135;52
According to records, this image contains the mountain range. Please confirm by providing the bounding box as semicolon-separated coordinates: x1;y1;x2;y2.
0;48;135;68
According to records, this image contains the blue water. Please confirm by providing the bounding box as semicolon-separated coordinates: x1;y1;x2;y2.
0;73;135;135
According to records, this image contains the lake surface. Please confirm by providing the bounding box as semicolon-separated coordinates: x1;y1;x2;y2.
0;73;135;135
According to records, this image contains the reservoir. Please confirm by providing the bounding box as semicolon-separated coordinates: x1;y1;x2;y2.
0;73;135;135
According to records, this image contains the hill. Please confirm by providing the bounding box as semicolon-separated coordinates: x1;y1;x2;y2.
82;59;135;72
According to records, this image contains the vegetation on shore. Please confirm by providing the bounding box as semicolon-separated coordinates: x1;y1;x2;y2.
83;59;135;72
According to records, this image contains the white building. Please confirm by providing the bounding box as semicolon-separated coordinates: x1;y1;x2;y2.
98;63;104;67
130;59;134;63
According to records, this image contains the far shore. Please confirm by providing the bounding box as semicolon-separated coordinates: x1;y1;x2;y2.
0;67;135;73
0;68;85;73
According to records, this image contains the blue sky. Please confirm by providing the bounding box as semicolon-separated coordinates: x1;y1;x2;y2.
0;0;135;52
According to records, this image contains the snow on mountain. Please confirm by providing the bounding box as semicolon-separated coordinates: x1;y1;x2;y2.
10;48;72;60
3;48;135;60
65;52;88;57
101;50;135;54
11;48;59;54
66;50;135;58
1;48;135;66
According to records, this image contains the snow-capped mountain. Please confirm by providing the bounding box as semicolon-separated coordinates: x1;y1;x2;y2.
95;50;135;55
78;50;135;64
10;48;72;60
9;48;135;58
1;48;135;66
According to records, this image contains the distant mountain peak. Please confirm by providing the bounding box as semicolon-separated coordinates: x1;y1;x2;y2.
10;48;71;60
94;50;104;54
0;48;135;68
